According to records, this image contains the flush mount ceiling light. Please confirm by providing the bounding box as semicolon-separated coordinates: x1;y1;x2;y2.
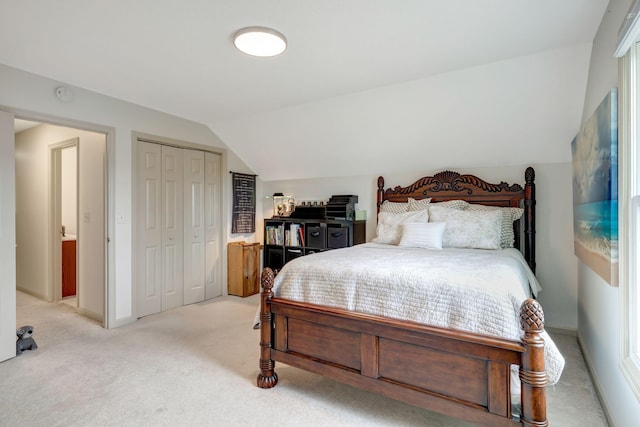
233;26;287;57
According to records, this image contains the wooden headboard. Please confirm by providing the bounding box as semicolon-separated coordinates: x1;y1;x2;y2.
376;167;536;273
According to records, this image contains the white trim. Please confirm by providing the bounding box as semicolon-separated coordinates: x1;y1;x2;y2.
616;1;640;57
622;194;640;399
0;110;17;362
48;138;79;305
545;326;577;337
2;106;115;329
620;41;640;402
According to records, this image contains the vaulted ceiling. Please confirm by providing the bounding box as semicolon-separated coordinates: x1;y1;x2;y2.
0;1;608;180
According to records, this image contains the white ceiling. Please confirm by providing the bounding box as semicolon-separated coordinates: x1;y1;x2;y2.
0;1;608;180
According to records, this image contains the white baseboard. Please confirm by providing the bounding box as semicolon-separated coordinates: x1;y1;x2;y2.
546;326;577;337
16;286;49;302
76;307;104;325
577;332;616;427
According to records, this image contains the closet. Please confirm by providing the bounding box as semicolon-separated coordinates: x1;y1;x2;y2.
135;140;222;318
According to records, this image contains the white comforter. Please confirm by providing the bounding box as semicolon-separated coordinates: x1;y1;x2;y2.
271;243;564;386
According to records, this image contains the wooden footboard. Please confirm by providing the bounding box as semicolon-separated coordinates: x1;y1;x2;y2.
257;268;548;427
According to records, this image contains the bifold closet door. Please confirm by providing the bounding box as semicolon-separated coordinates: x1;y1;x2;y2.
184;150;222;303
205;152;222;299
136;142;184;317
136;142;162;317
160;145;184;311
183;149;205;305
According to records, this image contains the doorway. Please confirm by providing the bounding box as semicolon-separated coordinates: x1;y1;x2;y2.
135;138;223;318
15;120;107;324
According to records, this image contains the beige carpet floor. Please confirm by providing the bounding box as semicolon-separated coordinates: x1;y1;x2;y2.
0;291;608;426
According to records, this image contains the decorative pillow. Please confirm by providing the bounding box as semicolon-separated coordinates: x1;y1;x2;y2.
465;204;524;248
428;205;502;250
407;197;432;211
398;222;446;250
379;200;409;214
371;210;429;245
425;199;470;213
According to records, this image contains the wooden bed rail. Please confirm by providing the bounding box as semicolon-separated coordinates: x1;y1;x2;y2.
257;267;548;426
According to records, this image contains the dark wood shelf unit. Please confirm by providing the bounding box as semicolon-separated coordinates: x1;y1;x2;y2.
263;218;365;271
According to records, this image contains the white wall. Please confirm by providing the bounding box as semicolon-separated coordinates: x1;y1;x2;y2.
214;43;593;181
263;162;577;330
578;1;640;426
15;126;51;299
1;64;255;327
61;145;77;236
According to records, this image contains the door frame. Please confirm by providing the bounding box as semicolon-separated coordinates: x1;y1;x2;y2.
7;107;114;329
0;110;17;361
49;138;79;304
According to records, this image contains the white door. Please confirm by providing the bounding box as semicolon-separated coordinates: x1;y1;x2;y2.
160;145;184;311
136;142;162;317
183;149;205;305
77;136;106;319
205;152;222;299
136;142;221;316
0;111;17;361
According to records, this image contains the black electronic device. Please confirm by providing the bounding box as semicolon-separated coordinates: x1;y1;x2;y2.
326;195;358;220
289;205;326;219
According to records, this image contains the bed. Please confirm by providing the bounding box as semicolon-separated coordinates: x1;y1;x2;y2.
257;167;558;426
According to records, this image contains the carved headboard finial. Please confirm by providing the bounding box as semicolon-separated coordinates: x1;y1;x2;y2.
525;167;535;185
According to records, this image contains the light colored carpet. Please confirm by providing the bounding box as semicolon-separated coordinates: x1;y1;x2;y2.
0;291;608;426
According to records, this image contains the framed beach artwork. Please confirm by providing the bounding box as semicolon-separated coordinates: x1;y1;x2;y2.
571;88;618;286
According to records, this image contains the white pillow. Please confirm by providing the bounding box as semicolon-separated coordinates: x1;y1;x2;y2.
407;197;432;211
371;210;429;245
428;205;502;250
466;204;524;248
379;200;409;214
398;222;446;250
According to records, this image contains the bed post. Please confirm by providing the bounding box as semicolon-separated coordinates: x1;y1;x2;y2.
257;268;278;389
377;176;385;214
519;298;548;427
524;167;536;274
